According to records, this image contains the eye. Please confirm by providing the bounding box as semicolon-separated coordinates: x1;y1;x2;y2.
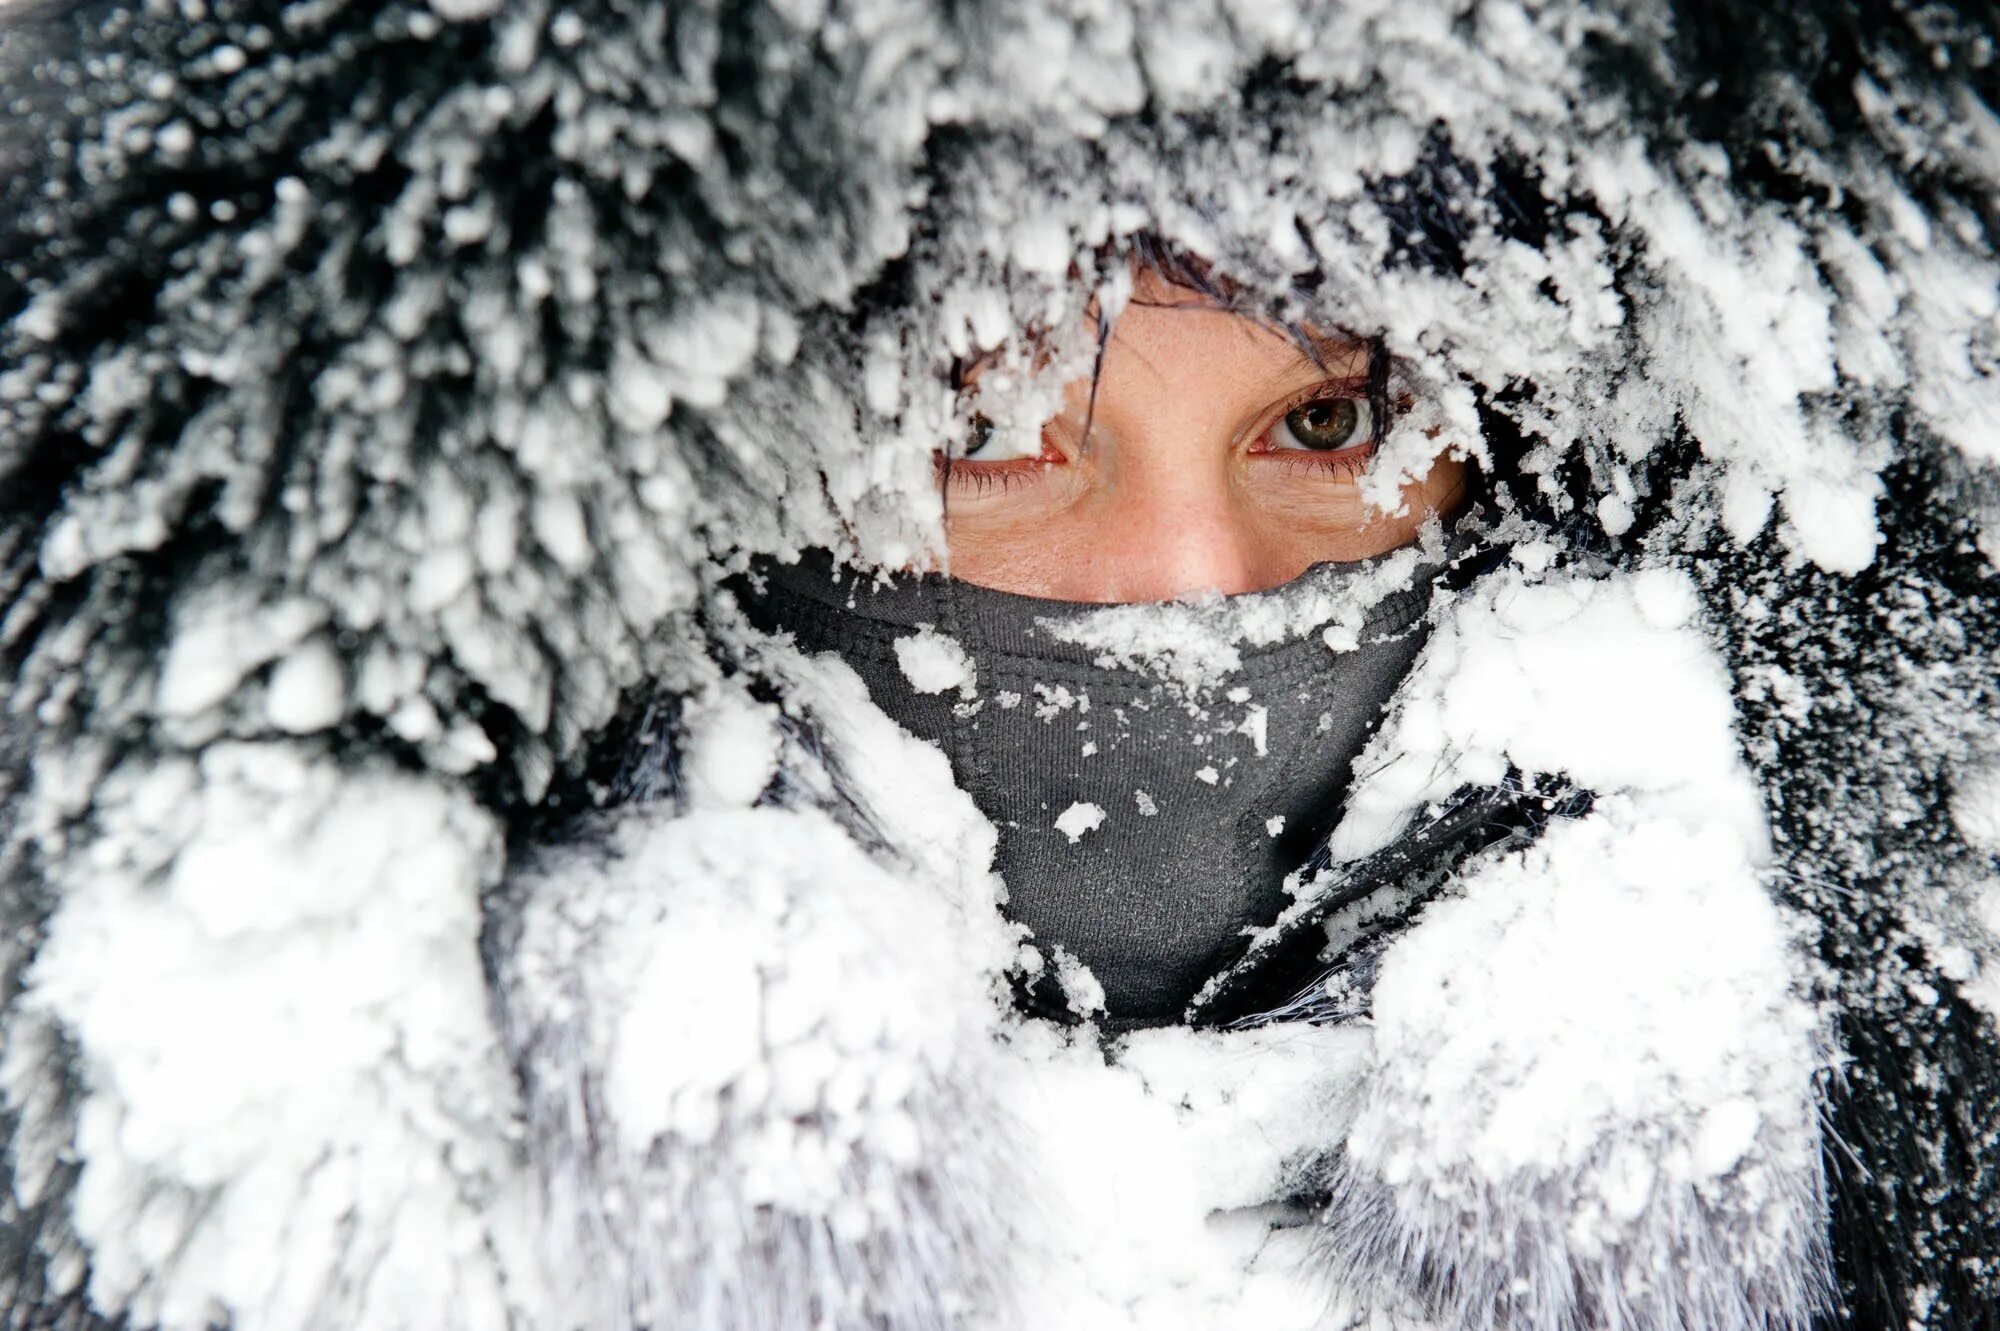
1271;395;1374;451
959;412;1046;462
963;413;996;457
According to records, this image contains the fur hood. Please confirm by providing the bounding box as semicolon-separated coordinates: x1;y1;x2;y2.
2;1;1998;1328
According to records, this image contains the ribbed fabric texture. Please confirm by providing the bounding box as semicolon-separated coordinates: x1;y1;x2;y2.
742;553;1437;1022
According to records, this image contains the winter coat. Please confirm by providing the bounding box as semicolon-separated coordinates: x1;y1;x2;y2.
1;1;1997;1330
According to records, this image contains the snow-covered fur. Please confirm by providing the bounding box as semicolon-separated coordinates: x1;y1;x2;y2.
2;1;1997;1329
1315;806;1832;1331
493;650;1025;1331
499;807;1012;1330
1307;571;1836;1331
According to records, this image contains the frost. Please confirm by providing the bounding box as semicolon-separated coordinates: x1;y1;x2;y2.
892;627;975;696
263;638;346;734
1054;801;1106;843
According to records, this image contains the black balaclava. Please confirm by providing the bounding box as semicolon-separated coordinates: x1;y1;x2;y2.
741;544;1447;1025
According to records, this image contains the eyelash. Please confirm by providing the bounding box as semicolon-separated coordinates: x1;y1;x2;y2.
1260;447;1375;479
939;381;1386;491
940;462;1040;495
1272;382;1370;418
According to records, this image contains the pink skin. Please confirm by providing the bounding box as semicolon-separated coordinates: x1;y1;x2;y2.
943;270;1469;603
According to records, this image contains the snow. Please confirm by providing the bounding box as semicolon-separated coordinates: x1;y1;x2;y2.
504;768;1016;1331
993;1018;1371;1330
1358;800;1814;1185
427;0;503;22
1337;794;1825;1329
892;626;976;695
1047;946;1106;1019
9;747;518;1331
1950;760;2000;852
1947;760;2000;1022
680;687;783;810
263;638;346;734
158;593;331;719
1037;539;1436;696
1054;801;1106;843
1238;704;1269;757
1331;568;1765;864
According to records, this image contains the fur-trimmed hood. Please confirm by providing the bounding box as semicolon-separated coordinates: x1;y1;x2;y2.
2;1;1998;1329
491;566;1838;1330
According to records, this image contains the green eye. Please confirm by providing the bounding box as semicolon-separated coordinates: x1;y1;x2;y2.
1277;397;1372;451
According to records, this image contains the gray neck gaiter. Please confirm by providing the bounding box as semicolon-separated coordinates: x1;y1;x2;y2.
740;546;1442;1025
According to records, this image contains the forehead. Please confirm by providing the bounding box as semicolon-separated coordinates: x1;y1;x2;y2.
958;267;1369;396
1099;277;1370;392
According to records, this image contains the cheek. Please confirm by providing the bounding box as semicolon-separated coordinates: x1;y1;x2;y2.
944;505;1079;597
1237;452;1472;569
943;452;1473;601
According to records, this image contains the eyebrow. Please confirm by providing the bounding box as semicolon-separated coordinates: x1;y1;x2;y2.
957;316;1376;395
1287;328;1373;376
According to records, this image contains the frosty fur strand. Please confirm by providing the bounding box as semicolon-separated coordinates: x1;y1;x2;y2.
1314;1139;1832;1331
494;808;1021;1331
1293;578;1838;1331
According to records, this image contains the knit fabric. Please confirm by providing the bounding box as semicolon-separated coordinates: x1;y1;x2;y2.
744;546;1437;1020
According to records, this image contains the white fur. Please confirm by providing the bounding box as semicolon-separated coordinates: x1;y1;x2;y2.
496;803;1020;1330
5;745;524;1331
1313;571;1832;1329
1319;803;1830;1331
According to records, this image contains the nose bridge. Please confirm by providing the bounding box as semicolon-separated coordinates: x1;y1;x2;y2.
1093;420;1259;600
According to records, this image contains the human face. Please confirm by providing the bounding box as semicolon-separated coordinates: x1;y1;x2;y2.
942;270;1468;603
